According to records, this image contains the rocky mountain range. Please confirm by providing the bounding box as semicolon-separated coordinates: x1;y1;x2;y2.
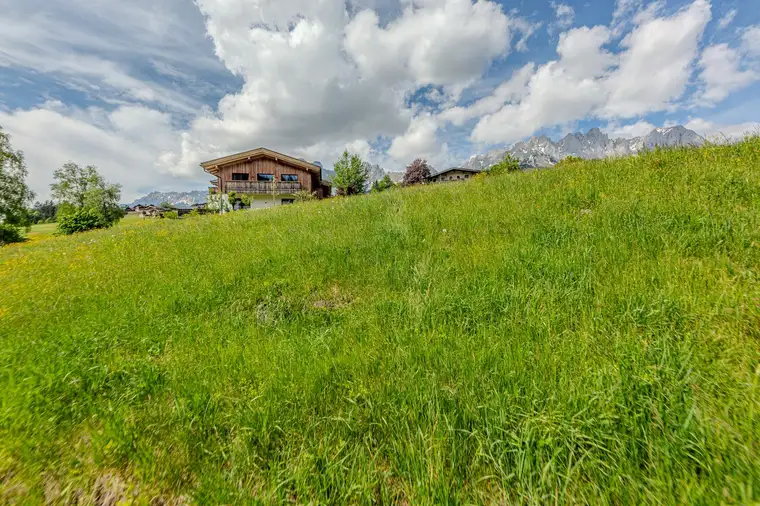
129;191;208;208
464;126;705;170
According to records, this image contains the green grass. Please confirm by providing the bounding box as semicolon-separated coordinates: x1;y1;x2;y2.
22;214;143;242
2;140;760;504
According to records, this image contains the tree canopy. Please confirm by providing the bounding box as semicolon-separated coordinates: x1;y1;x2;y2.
371;174;395;193
51;162;123;233
488;154;521;175
332;151;370;196
30;200;57;224
0;127;34;244
402;159;432;186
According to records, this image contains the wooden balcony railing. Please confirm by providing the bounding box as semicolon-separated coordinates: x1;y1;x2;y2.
224;181;302;194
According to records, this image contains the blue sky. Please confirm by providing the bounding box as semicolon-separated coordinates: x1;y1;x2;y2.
0;0;758;200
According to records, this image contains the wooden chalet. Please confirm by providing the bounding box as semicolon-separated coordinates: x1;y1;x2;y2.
201;148;332;208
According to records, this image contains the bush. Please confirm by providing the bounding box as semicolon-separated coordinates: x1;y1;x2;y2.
56;208;103;235
488;154;521;175
164;210;180;219
294;190;317;202
238;194;252;207
0;223;24;245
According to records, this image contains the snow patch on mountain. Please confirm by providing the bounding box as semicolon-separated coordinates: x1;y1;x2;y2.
129;191;208;208
465;126;705;170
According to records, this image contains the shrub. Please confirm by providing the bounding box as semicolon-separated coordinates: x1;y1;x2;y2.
238;194;252;207
294;190;317;202
488;154;521;175
164;210;180;219
188;209;200;218
56;208;102;235
206;194;230;213
0;223;24;245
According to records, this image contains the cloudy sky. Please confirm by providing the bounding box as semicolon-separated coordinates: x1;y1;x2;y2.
1;0;758;201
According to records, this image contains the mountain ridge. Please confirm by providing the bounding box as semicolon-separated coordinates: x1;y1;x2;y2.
129;190;209;208
464;125;705;170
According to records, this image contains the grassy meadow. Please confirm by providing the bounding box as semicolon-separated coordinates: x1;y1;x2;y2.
21;214;143;243
1;139;760;504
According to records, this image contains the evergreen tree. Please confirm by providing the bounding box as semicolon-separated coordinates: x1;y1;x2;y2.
371;174;395;192
333;151;369;196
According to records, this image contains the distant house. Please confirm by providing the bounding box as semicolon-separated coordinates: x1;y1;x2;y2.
426;167;481;183
201;147;332;209
133;204;166;218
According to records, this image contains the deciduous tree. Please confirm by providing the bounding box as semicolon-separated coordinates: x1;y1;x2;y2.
30;200;57;223
0;127;34;244
51;162;123;233
402;158;432;186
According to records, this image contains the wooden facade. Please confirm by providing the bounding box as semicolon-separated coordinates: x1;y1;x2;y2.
201;148;332;200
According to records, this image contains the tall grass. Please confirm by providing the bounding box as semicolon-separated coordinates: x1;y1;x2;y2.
1;139;759;504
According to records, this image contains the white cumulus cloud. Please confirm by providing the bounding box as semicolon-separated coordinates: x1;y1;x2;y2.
458;0;714;145
696;43;758;105
0;103;185;202
684;118;760;140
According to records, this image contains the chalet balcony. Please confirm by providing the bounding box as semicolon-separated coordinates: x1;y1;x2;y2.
224;181;302;194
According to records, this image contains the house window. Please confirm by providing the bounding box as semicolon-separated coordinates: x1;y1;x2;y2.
232;173;249;180
281;174;298;182
257;173;274;181
281;199;295;205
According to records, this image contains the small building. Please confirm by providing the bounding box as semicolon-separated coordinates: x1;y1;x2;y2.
133;204;166;218
200;147;332;209
427;167;481;183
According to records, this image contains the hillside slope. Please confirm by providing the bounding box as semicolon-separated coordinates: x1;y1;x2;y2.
2;140;760;504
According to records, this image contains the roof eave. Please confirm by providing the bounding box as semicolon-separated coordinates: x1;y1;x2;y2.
200;148;321;174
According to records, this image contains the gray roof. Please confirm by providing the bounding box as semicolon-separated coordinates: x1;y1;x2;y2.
429;167;482;177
